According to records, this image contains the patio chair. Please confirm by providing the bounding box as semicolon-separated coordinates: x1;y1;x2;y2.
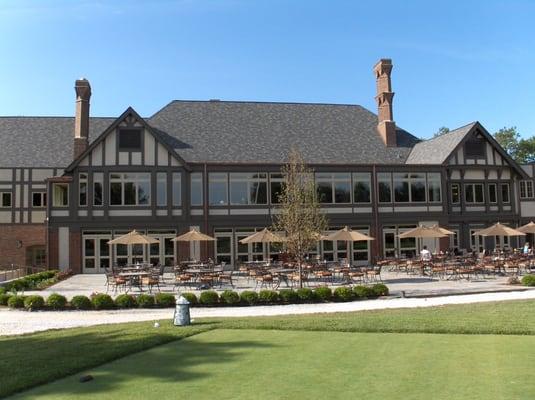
365;265;382;282
175;273;194;290
142;268;162;293
105;271;127;293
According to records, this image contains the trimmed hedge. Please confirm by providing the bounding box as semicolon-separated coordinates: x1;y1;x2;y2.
333;287;354;302
46;293;67;310
24;295;45;311
296;288;317;303
353;285;375;299
3;270;58;292
7;295;25;309
522;275;535;287
137;294;155;308
115;294;137;309
199;290;219;305
154;293;176;308
371;283;389;297
258;290;279;304
240;290;259;305
70;295;92;310
91;293;115;310
0;293;12;306
279;289;298;304
220;290;240;305
181;292;198;305
314;286;332;302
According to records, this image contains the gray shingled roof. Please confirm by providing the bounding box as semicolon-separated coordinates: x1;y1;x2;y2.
0;117;114;167
405;122;477;165
148;101;420;164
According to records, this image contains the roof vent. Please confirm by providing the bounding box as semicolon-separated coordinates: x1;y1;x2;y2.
209;99;220;102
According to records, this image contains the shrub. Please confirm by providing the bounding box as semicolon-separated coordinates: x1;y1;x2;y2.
522;275;535;287
115;294;137;309
46;293;67;310
240;290;259;305
220;290;240;305
296;288;317;303
258;290;279;304
333;286;354;302
199;290;219;305
181;292;198;305
24;295;45;310
154;293;176;308
0;286;5;295
314;286;332;302
7;295;25;309
278;289;299;304
0;293;12;306
353;285;375;299
137;294;155;308
4;270;58;292
70;295;92;310
371;283;389;297
91;293;115;310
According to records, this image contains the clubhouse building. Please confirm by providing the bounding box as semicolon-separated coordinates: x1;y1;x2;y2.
1;59;535;274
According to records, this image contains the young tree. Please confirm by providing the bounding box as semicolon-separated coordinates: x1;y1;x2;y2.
433;126;450;137
272;149;328;287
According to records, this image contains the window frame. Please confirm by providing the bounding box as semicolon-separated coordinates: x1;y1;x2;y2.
501;183;510;204
172;172;181;206
190;172;203;206
109;173;151;206
32;192;47;208
520;180;534;199
79;173;88;207
315;172;351;204
450;183;460;204
93;172;103;206
229;173;268;205
464;183;485;204
488;183;497;204
209;173;228;206
0;192;12;208
52;183;69;207
352;172;371;204
157;172;167;207
117;128;142;151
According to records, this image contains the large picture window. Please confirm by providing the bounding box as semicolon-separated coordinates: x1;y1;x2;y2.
393;173;410;202
190;173;203;206
427;173;441;202
378;173;392;203
209;173;228;205
465;183;484;204
230;173;267;205
316;173;351;204
109;173;150;206
353;173;371;203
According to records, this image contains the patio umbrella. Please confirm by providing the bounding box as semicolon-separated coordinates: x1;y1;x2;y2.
518;221;535;234
107;230;159;245
398;225;447;239
472;222;525;237
172;228;216;242
431;225;455;236
239;228;285;244
324;227;375;264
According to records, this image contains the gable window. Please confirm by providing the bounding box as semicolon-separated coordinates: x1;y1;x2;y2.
316;173;351;204
378;173;392;203
501;183;510;203
52;183;69;207
93;173;103;206
1;192;12;208
118;129;142;150
520;180;534;199
465;183;484;204
109;173;150;206
209;173;228;205
32;192;47;208
190;173;203;206
157;173;167;207
172;173;181;206
427;173;441;202
353;173;371;203
464;136;486;158
79;173;88;206
488;183;497;203
451;183;460;204
230;173;268;205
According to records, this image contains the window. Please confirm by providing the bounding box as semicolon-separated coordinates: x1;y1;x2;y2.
353;173;371;203
190;173;203;206
230;173;267;205
465;183;484;203
316;173;351;204
118;129;142;150
93;173;103;206
172;173;181;206
209;173;228;205
157;172;167;207
464;136;486;158
32;192;47;207
1;192;11;208
52;183;69;207
427;173;441;202
488;183;497;203
270;173;284;204
451;183;460;204
79;173;87;206
501;183;510;203
378;173;392;203
393;173;409;202
109;173;150;206
520;180;534;199
409;173;426;202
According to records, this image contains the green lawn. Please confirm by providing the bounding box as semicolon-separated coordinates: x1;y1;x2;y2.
9;329;535;400
3;299;535;399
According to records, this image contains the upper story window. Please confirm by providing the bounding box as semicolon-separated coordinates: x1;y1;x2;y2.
93;173;103;206
501;183;510;203
109;173;150;206
520;180;534;199
52;183;69;207
464;136;486;158
393;173;426;203
157;172;167;207
316;173;351;204
1;192;12;208
209;173;228;206
79;173;88;206
465;183;484;204
118;128;142;151
378;173;392;203
190;173;203;206
451;183;460;204
32;192;47;208
488;183;497;203
230;173;268;205
270;173;284;204
353;173;371;203
427;173;441;203
172;173;181;206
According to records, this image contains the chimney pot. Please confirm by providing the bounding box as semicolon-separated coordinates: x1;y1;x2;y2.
73;79;91;159
374;59;396;147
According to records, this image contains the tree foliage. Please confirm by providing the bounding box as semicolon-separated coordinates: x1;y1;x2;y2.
272;149;328;287
433;126;450;137
493;127;535;163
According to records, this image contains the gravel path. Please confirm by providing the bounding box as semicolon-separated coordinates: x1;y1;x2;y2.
2;289;535;336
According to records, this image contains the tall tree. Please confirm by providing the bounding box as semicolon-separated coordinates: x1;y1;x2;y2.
493;126;535;163
433;126;450;137
272;149;328;288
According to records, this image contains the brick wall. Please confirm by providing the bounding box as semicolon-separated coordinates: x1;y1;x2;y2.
48;228;58;269
0;224;46;267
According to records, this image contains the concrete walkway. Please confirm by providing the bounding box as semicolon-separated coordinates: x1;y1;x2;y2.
2;289;535;336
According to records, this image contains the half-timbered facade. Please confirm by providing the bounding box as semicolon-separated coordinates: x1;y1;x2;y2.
0;59;532;273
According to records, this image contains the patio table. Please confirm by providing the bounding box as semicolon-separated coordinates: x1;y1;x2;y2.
119;271;150;292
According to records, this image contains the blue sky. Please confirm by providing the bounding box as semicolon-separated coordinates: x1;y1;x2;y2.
1;0;534;139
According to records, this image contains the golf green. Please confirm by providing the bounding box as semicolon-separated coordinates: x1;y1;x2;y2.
10;329;535;399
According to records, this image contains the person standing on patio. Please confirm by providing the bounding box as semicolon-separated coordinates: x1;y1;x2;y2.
420;245;432;262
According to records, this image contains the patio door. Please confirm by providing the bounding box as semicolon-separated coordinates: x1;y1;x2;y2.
82;234;111;273
148;230;177;267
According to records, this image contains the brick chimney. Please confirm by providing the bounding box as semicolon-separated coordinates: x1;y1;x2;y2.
73;78;91;159
374;59;396;147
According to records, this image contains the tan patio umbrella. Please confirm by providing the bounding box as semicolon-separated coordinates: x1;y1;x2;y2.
398;225;447;239
107;230;159;245
172;228;216;242
431;225;456;236
239;228;285;244
472;222;525;237
518;221;535;234
324;227;375;264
